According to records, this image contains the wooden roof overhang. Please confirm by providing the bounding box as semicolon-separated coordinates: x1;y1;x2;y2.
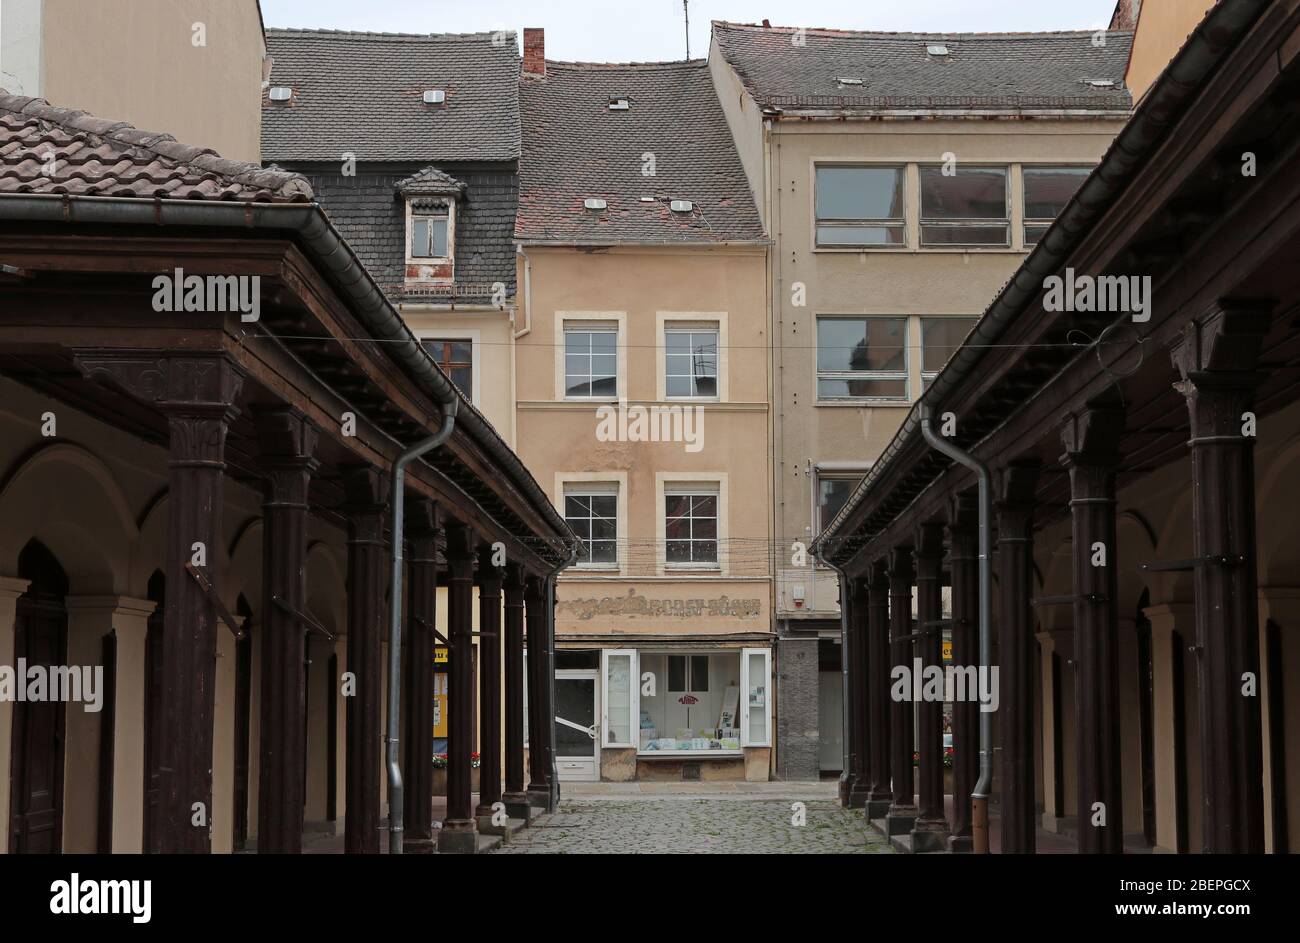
0;221;572;575
820;0;1300;579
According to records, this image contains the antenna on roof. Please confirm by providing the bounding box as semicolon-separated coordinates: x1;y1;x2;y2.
683;0;690;60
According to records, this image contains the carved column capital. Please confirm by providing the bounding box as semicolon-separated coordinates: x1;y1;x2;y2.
1170;298;1273;388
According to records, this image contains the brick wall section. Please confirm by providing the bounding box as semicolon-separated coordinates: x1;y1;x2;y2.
523;28;545;77
280;161;518;303
776;637;822;781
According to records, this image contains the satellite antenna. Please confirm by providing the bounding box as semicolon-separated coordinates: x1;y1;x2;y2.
683;0;690;59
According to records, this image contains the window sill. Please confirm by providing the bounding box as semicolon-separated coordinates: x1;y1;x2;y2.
637;750;744;759
815;399;911;407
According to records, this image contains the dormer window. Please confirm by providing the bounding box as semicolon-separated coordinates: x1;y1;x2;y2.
410;202;451;259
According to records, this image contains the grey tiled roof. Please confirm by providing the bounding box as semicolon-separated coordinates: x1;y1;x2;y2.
712;22;1134;112
516;60;764;245
262;29;520;162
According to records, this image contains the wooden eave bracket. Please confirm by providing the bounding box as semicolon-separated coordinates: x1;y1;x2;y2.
184;562;246;641
271;595;335;642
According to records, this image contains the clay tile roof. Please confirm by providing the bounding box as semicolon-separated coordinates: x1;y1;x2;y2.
395;165;466;196
0;90;313;202
711;21;1134;112
516;60;765;245
261;29;521;162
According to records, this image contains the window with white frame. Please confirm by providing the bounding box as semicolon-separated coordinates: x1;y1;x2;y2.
920;317;978;388
814;165;905;247
919;165;1009;247
408;199;453;259
665;485;719;566
664;328;718;397
1022;166;1091;247
564;326;618;398
564;484;618;566
816;316;907;401
740;647;771;747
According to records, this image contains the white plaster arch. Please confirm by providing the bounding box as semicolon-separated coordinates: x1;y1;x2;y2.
306;540;347;637
226;517;265;617
1255;434;1300;583
0;443;138;593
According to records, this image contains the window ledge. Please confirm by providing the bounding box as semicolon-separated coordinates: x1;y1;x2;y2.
815;399;911;407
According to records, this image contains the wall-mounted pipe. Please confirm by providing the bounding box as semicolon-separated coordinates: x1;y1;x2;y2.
386;399;457;854
919;403;992;854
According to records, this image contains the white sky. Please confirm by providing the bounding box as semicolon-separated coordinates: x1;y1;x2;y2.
260;0;1120;63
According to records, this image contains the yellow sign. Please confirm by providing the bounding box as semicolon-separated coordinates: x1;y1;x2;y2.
434;673;448;738
942;640;952;662
435;646;449;664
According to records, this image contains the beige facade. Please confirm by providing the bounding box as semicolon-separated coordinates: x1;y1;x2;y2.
1122;0;1217;102
515;244;774;780
0;0;265;161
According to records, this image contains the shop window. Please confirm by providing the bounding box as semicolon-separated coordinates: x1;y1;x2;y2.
564;487;618;566
564;327;618;398
664;328;718;397
665;488;718;566
421;338;473;401
920;317;978;388
639;652;743;754
814;165;905;247
1022;166;1091;247
919;165;1009;247
601;649;637;748
741;647;771;747
816;316;907;401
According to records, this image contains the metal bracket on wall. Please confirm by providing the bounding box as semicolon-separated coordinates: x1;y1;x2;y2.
1137;554;1247;573
271;595;335;642
185;562;246;641
413;615;449;647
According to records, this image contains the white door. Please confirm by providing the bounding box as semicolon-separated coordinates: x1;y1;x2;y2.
555;669;600;781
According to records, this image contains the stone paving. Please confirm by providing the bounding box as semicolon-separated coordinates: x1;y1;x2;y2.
495;786;894;854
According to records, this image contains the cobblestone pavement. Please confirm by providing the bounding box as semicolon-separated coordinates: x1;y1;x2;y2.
495;793;894;854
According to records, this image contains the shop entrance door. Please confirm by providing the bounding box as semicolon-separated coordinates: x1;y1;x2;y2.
555;669;599;781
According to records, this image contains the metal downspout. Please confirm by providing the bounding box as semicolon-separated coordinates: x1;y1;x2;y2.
919;404;993;853
386;399;458;854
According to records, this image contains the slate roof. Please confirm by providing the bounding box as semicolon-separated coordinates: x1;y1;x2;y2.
516;60;765;245
395;165;466;196
712;22;1134;112
0;90;313;201
262;29;521;162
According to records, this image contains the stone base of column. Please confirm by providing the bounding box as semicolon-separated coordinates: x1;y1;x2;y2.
837;773;853;807
437;820;479;854
865;797;892;819
527;784;552;811
884;805;918;836
402;836;438;854
910;818;950;853
847;782;870;808
503;792;533;822
949;833;973;854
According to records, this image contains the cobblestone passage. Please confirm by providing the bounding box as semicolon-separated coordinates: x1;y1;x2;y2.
495;796;894;854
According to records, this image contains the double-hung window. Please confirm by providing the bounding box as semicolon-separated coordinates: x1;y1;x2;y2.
664;328;718;397
1022;166;1091;247
815;316;907;401
409;202;451;259
564;327;617;398
814;165;905;247
665;485;718;567
919;165;1009;247
920;317;978;388
564;486;618;567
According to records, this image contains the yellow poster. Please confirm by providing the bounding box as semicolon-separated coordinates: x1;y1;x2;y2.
942;639;953;662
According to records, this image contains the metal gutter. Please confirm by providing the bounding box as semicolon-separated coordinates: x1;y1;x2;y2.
812;0;1270;563
0;192;576;559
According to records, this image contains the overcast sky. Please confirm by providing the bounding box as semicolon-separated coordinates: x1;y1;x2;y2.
260;0;1121;62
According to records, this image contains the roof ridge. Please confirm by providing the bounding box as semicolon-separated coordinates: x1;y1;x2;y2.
266;27;515;42
712;20;1132;40
0;89;313;201
544;59;707;70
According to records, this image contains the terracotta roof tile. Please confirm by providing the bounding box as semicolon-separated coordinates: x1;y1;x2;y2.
0;90;313;202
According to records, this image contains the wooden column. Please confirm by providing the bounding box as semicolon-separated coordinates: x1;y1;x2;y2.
848;577;871;808
254;408;318;853
885;546;917;835
947;491;978;852
838;577;856;807
342;467;388;854
474;546;504;827
912;522;949;850
525;575;552;805
865;560;893;818
402;500;440;845
75;352;243;853
1170;300;1271;853
502;564;530;818
996;460;1040;853
1061;401;1125;853
439;522;478;853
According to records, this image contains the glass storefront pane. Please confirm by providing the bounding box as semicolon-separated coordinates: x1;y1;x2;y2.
604;652;633;746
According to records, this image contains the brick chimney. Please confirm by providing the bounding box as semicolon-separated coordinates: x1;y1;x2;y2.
523;28;545;78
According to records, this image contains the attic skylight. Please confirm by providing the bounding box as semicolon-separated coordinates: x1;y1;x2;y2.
584;198;607;210
926;44;950;57
609;98;630;110
268;86;292;102
836;77;863;86
422;89;446;104
670;200;693;213
1088;79;1117;87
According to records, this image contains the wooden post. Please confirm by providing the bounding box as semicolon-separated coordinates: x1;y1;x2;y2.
865;560;893;819
403;500;440;845
502;565;530;818
474;545;504;828
848;577;871;808
912;521;949;851
947;491;979;852
439;522;479;853
885;546;917;837
525;575;552;805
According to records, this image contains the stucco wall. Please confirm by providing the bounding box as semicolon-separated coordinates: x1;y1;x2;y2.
1124;0;1217;103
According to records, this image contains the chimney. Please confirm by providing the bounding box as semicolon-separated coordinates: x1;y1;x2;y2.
523;28;545;78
